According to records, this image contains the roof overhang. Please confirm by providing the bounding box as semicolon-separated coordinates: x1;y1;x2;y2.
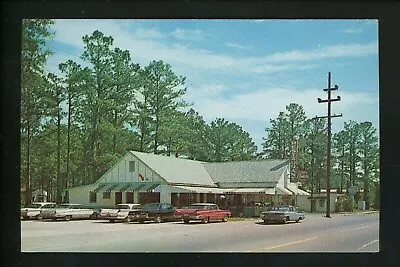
172;186;226;194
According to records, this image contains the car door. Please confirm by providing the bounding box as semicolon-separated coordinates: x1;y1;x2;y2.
69;205;77;218
288;206;295;221
160;204;173;220
208;205;217;220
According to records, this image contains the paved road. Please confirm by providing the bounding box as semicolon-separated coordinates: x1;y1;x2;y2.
21;212;379;252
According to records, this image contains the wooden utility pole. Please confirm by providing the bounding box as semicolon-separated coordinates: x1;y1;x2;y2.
316;72;342;218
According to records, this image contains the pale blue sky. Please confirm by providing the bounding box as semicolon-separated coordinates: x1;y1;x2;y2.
46;19;379;151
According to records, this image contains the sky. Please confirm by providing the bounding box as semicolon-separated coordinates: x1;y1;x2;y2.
46;19;379;152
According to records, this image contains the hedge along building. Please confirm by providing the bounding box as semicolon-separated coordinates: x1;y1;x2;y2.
64;151;309;211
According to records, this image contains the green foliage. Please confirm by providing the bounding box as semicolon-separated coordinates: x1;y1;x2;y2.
335;195;353;212
21;19;55;205
262;103;379;199
21;24;380;207
205;118;257;162
141;60;189;154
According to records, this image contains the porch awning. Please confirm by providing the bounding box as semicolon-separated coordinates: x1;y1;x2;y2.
144;183;160;192
225;188;269;194
172;186;226;194
276;186;293;195
286;185;310;196
93;183;109;193
94;182;161;192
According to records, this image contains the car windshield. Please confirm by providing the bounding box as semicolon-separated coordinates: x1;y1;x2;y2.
144;203;159;210
27;204;42;208
269;206;290;212
116;205;130;209
189;205;209;210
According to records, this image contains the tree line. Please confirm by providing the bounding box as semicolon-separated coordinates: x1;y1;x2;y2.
21;19;379;209
261;103;379;209
21;20;257;205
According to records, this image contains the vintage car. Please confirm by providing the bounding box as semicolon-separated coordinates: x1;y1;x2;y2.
128;203;178;223
40;203;96;221
99;203;143;223
175;203;231;224
260;205;305;224
21;202;57;220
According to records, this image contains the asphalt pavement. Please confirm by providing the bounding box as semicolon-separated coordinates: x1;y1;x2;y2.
21;212;379;252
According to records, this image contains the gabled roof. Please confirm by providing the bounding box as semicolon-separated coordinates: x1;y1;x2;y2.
202;159;289;184
130;151;216;186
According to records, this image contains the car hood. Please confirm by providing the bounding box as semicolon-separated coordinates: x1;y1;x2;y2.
261;211;286;215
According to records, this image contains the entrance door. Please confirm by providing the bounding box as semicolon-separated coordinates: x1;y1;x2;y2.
126;192;134;203
115;192;122;205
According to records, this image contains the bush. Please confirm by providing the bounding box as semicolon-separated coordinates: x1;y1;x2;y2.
335;195;353;212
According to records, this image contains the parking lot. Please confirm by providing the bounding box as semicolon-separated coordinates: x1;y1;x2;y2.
21;212;379;252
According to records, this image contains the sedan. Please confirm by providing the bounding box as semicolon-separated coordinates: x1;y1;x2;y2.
40;203;95;221
260;205;305;224
99;204;143;223
21;202;57;220
128;203;179;223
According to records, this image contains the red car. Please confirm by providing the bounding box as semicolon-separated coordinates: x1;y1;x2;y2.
175;203;231;224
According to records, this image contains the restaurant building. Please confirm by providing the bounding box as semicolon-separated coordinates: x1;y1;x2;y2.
64;151;309;216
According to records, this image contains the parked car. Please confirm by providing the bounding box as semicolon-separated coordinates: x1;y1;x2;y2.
40;203;96;221
99;204;143;223
21;202;57;220
128;203;178;223
175;203;231;224
260;205;305;224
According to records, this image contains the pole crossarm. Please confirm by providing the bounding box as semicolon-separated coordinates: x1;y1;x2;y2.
315;114;343;120
323;85;339;92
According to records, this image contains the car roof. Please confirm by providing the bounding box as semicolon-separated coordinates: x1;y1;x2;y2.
32;202;56;204
117;203;141;206
190;203;217;206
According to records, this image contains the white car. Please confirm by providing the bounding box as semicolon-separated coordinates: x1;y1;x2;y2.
21;202;57;220
99;203;142;223
260;205;305;224
40;203;95;221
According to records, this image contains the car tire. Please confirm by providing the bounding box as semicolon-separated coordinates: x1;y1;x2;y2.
155;216;162;223
202;217;209;224
22;216;28;220
295;217;300;223
65;215;72;221
36;214;43;220
263;220;269;224
125;217;132;223
222;216;228;222
138;219;144;224
283;217;288;224
109;219;115;223
183;219;190;224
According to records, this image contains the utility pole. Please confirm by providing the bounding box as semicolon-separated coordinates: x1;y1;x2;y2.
316;72;342;218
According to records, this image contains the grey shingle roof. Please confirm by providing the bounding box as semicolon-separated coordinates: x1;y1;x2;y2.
202;160;289;184
131;151;216;186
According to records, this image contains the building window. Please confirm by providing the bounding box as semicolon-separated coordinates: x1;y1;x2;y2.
103;192;111;199
129;161;135;172
89;192;97;203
